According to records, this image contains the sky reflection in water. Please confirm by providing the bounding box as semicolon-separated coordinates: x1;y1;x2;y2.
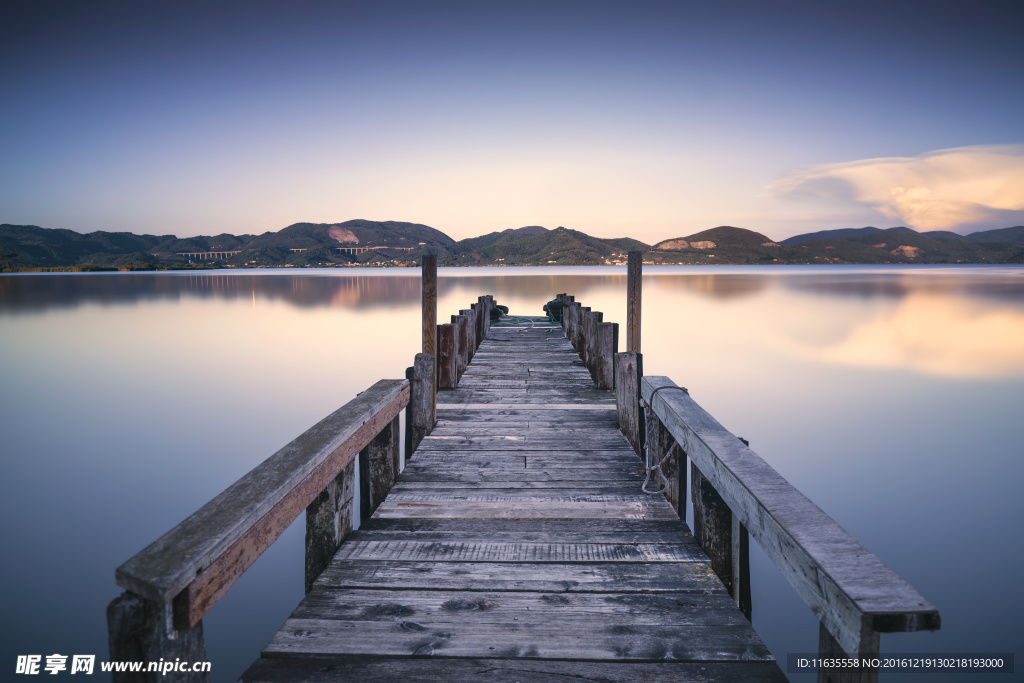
0;265;1021;681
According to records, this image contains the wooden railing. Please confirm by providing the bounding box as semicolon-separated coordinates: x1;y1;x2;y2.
107;268;492;680
567;251;940;681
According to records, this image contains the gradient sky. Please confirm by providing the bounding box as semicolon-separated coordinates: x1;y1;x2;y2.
2;0;1022;242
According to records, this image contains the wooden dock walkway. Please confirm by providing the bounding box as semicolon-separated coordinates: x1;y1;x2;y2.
240;317;785;681
110;261;938;683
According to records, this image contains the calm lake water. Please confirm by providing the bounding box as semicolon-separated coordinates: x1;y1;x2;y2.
1;265;1022;681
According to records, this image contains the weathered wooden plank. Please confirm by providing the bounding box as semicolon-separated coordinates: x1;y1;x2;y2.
356;517;686;534
264;617;772;662
241;657;786;682
334;540;706;563
642;376;939;655
288;589;743;626
314;560;726;593
116;379;410;629
341;529;696;544
435;402;617;409
372;501;678;520
398;469;645;483
627;250;642;352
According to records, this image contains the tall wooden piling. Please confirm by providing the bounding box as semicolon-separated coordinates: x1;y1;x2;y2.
421;256;437;428
586;310;603;379
422;255;437;355
627;250;642;353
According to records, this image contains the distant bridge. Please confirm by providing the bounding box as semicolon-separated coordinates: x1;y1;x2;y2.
175;251;241;261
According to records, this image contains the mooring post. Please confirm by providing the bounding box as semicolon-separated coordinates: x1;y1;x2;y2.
359;415;400;521
460;308;476;361
627;250;642;353
304;457;355;592
404;352;435;457
421;255;437;425
437;323;458;389
107;594;208;683
614;351;643;454
596;321;618;390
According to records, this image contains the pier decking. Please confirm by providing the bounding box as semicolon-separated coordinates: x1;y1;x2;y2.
110;255;939;683
241;317;785;681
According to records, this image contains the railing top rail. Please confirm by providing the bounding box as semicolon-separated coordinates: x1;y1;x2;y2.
641;375;939;656
115;378;409;627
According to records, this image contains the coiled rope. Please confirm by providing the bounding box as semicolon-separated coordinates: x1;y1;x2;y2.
640;385;689;494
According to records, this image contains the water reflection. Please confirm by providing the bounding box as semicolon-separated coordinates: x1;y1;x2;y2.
1;265;1022;681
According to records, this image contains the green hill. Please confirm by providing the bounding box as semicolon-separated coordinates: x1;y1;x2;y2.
445;226;649;265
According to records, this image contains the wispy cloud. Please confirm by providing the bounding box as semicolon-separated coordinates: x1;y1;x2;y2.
770;144;1024;231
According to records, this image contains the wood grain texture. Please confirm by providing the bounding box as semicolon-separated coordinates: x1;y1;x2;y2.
405;353;435;457
615;352;643;455
437;323;458;389
304;458;355;593
642;375;939;656
421;256;436;355
627;250;642;353
241;314;779;678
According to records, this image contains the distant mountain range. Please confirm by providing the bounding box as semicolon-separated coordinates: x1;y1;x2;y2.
1;220;1022;271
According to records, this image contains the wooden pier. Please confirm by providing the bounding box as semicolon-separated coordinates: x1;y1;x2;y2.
109;254;939;682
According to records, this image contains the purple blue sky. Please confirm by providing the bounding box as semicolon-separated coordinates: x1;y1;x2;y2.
2;0;1022;242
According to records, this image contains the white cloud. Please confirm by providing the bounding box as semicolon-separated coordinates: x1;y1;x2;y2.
770;144;1024;231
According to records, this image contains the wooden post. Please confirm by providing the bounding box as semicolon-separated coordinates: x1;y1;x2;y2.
586;311;603;379
452;314;469;381
596;322;618;390
564;302;576;340
577;306;591;357
627;250;642;353
359;415;400;521
437;323;458;389
818;622;880;683
421;255;437;425
404;353;435;457
473;301;485;346
460;308;476;361
304;458;355;593
107;593;208;683
691;464;734;595
614;351;643;454
422;255;437;355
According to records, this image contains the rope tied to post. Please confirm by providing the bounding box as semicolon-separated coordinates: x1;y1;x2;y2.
639;385;689;495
